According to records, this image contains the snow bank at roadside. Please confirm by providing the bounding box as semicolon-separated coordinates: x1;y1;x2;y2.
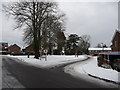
72;57;119;83
8;55;87;68
82;57;119;83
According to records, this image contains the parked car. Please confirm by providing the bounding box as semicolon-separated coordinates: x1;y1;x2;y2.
111;59;120;72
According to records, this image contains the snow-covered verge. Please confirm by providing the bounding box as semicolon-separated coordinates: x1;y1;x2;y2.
82;57;119;83
8;55;87;68
65;56;120;85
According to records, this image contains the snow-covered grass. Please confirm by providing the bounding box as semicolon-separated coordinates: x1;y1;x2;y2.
8;55;87;68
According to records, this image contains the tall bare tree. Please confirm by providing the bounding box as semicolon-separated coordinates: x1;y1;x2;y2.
3;0;66;59
78;35;91;54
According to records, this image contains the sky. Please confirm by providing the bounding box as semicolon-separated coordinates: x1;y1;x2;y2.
0;0;119;48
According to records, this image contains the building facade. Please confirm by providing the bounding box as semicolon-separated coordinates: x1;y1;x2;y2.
8;44;21;53
24;44;34;52
111;30;120;51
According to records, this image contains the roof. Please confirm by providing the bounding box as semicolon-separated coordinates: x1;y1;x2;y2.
112;30;120;42
99;52;120;55
88;48;111;51
8;44;21;49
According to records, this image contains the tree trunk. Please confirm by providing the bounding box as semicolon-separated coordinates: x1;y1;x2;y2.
33;2;39;59
34;39;39;59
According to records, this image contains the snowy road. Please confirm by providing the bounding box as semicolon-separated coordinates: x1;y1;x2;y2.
2;56;110;88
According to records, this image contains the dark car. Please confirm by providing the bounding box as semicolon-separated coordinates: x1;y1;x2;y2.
111;59;120;72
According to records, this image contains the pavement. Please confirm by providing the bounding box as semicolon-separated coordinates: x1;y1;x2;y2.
2;56;25;88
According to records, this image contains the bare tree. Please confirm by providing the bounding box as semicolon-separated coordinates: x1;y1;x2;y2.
3;0;66;59
78;35;91;54
43;14;66;55
96;43;108;48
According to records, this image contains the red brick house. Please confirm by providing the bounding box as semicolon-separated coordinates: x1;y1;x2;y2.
111;30;120;51
25;44;34;52
8;44;21;53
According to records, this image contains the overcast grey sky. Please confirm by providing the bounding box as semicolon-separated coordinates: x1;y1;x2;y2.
0;0;119;48
58;1;118;47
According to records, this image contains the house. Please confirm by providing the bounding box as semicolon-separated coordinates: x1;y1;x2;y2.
8;44;21;54
97;30;120;70
111;30;120;51
88;48;111;55
24;44;34;52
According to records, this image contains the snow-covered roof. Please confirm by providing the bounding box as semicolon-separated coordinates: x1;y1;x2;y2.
88;48;111;51
111;30;120;42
